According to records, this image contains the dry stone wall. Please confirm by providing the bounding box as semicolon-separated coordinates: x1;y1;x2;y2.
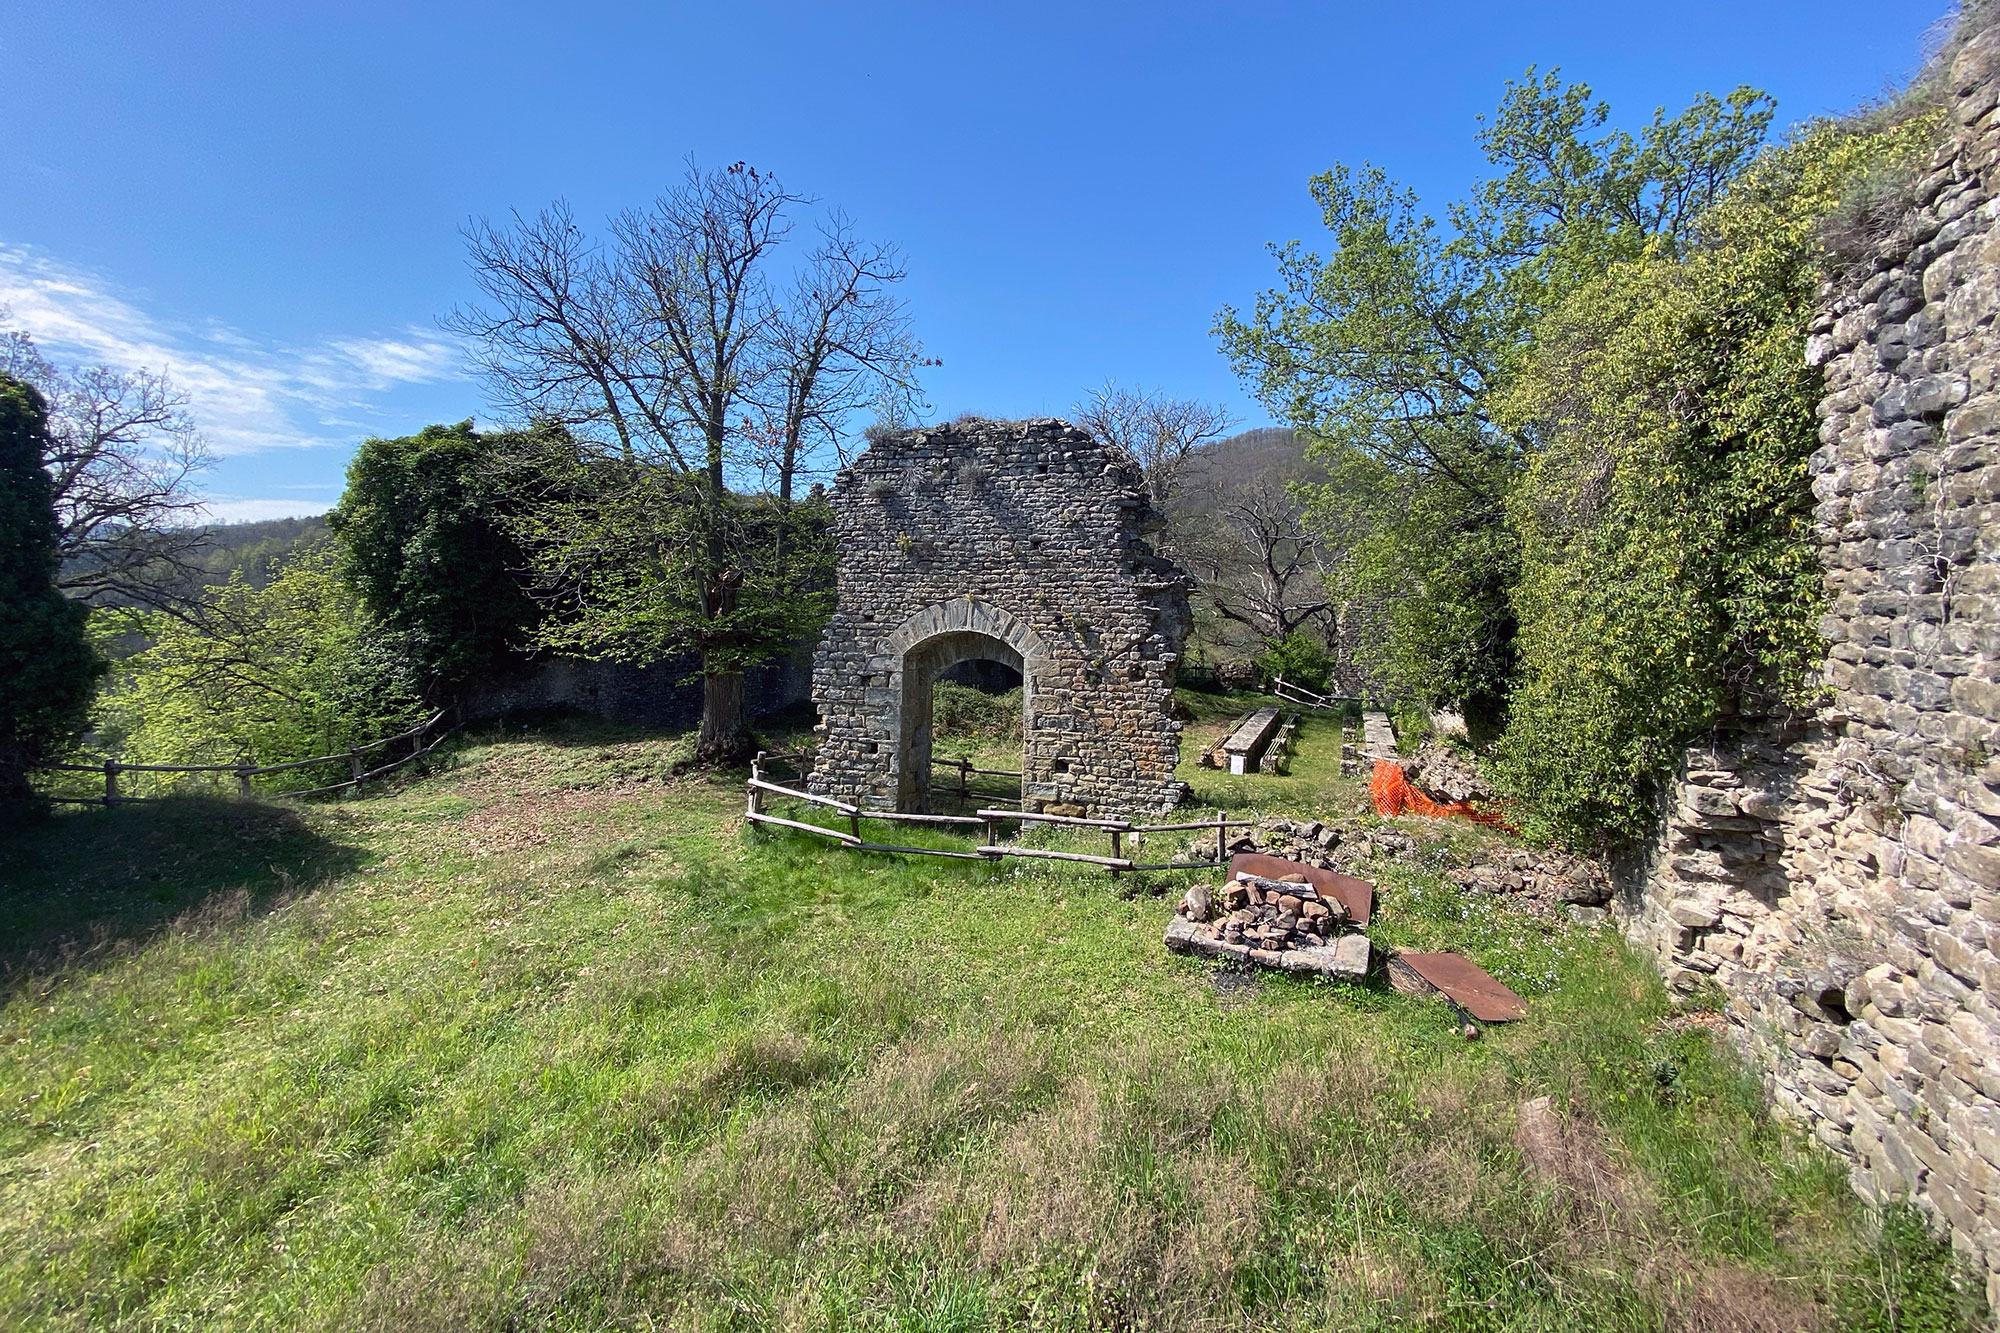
1619;29;2000;1302
809;419;1192;817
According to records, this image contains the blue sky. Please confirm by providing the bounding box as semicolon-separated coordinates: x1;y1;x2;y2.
0;1;1946;522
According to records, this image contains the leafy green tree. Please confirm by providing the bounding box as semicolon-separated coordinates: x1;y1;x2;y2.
1217;74;1775;726
0;375;104;809
329;421;542;696
1258;631;1334;695
494;432;837;681
97;544;423;792
1490;111;1941;845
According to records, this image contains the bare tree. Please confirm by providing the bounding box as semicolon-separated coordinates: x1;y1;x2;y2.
447;162;922;760
749;215;931;560
1;323;213;617
1070;382;1233;508
1177;474;1333;646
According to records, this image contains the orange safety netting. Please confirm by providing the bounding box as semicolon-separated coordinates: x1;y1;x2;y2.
1370;760;1515;831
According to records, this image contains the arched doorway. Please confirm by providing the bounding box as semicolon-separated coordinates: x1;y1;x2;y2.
897;628;1030;811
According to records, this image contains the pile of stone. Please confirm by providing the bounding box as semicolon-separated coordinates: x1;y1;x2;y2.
1447;846;1610;916
1164;869;1372;979
1192;819;1415;874
1186;872;1345;948
1403;739;1494;804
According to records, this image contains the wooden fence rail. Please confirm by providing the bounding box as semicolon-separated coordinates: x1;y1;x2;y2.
743;751;1256;874
35;709;455;807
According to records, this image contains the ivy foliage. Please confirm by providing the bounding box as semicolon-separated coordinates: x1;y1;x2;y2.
329;420;543;697
1490;111;1941;846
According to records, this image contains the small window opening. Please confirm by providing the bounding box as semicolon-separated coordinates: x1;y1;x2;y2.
1052;759;1071;774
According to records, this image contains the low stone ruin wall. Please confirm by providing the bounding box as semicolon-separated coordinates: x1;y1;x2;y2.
462;650;812;730
1618;30;2000;1303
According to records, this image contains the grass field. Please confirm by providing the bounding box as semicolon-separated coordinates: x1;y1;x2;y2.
0;700;1980;1331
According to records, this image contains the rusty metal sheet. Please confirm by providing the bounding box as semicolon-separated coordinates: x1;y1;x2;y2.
1229;852;1373;927
1392;952;1528;1022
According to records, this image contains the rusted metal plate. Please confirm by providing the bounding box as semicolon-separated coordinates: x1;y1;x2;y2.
1392;952;1528;1022
1229;852;1373;926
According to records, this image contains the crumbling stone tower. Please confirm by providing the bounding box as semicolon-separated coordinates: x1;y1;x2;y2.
809;418;1191;816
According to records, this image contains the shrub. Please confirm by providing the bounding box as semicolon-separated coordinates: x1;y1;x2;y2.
95;545;425;791
931;683;1024;741
1257;630;1334;694
1490;110;1942;846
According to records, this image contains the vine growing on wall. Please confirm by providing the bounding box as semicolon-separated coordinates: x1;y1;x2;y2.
1489;110;1942;846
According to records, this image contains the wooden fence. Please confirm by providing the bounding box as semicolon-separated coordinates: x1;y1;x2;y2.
35;709;456;807
1268;676;1356;712
744;751;1255;874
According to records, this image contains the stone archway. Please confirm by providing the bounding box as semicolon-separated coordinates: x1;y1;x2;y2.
808;418;1192;817
887;602;1047;810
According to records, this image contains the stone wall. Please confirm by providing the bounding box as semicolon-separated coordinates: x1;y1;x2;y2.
462;650;812;730
1618;29;2000;1302
809;419;1192;816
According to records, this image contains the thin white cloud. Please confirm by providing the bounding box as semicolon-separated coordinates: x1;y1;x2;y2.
0;242;463;457
199;497;335;524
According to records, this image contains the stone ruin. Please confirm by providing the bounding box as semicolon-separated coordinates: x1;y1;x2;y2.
808;418;1191;817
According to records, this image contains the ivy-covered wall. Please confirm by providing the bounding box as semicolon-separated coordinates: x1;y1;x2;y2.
1620;27;2000;1304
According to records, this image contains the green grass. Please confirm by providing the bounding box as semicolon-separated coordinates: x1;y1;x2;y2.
0;706;1980;1331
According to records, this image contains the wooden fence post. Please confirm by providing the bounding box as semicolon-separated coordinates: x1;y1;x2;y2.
1108;828;1122;876
235;765;253;799
103;760;119;807
348;747;362;786
1215;811;1227;865
958;756;970;799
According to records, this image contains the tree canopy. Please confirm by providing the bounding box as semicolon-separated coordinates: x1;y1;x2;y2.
447;162;923;759
1216;73;1776;728
329;420;543;697
1221;67;1944;845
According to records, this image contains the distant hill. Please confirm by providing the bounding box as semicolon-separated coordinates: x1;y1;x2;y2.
1168;426;1322;521
187;515;332;588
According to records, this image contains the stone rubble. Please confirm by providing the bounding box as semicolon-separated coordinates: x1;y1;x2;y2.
1164;871;1372;979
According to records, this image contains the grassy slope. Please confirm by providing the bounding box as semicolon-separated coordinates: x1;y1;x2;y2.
0;706;1973;1331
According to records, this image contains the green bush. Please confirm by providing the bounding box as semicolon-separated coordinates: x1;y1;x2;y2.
1490;110;1940;846
330;421;542;697
1256;630;1334;694
930;683;1023;741
94;545;425;792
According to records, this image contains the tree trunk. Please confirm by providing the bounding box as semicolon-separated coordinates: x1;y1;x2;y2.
697;667;750;763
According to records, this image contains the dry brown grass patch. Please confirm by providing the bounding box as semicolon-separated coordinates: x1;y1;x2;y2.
1661;1264;1826;1333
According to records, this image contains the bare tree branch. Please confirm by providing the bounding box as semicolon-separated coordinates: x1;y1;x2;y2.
1070;382;1234;510
1;321;215;617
